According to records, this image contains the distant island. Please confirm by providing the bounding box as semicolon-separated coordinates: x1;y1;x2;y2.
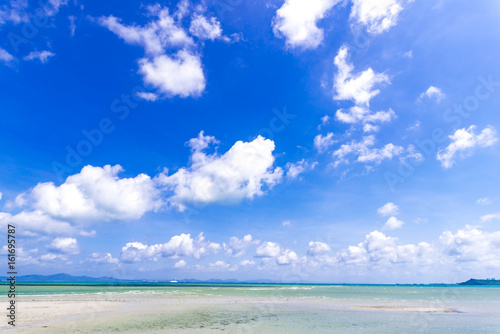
458;278;500;286
1;274;500;286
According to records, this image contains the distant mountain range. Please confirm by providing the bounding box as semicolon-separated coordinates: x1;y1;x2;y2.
1;274;498;285
0;273;276;284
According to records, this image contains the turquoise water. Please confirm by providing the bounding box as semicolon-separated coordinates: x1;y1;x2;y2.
6;284;500;333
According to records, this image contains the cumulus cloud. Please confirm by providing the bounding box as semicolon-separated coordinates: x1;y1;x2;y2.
477;197;491;205
121;233;220;262
277;249;299;265
240;259;256;266
99;3;228;99
87;252;120;265
256;242;281;258
314;133;336;153
138;50;205;98
419;86;445;102
439;226;500;267
377;202;399;217
98;7;193;55
189;14;222;40
307;241;331;255
209;260;230;269
23;50;55;63
223;234;259;257
47;237;79;255
0;0;29;25
481;213;500;222
174;259;187;268
136;91;158;101
255;241;303;266
333;45;389;106
0;48;14;65
383;216;404;230
156;132;283;211
272;0;341;50
0;211;78;235
335;106;395;124
437;125;497;168
333;135;403;166
350;0;408;34
15;165;161;221
363;124;380;133
336;230;433;268
285;159;318;179
319;225;500;277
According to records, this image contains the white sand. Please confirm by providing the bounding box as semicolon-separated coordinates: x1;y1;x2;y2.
350;305;457;312
1;295;460;333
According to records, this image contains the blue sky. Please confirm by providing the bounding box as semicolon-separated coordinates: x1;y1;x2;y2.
1;0;500;283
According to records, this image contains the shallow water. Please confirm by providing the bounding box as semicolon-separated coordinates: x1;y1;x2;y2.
8;284;500;333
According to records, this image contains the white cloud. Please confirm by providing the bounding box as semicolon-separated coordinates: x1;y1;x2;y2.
331;225;500;274
0;48;14;64
255;242;281;258
350;0;407;34
336;230;432;267
87;252;120;265
481;213;500;222
272;0;341;50
39;253;69;263
47;237;79;255
0;0;29;25
174;259;187;268
419;86;445;102
138;50;205;98
223;234;259;257
42;0;68;17
403;50;413;58
277;249;299;265
437;125;497;168
406;120;420;131
377;202;399;217
307;241;331;255
98;7;193;56
335;106;395;124
363;124;379;133
383;216;404;230
314;132;336;153
189;14;222;40
23;50;55;63
136;91;159;101
240;259;256;266
282;220;291;227
255;241;303;266
439;226;500;267
209;260;230;269
121;233;220;262
16;165;161;221
285;159;318;179
69;15;76;36
99;4;229;99
477;197;491;205
333;135;403;166
156;133;283;211
333;45;389;106
0;211;77;235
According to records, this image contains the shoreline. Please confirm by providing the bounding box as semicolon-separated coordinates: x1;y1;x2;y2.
2;294;465;333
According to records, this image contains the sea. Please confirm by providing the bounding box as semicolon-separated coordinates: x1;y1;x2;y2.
9;283;500;333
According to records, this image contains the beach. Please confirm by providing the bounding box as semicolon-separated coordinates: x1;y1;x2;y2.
2;284;500;333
